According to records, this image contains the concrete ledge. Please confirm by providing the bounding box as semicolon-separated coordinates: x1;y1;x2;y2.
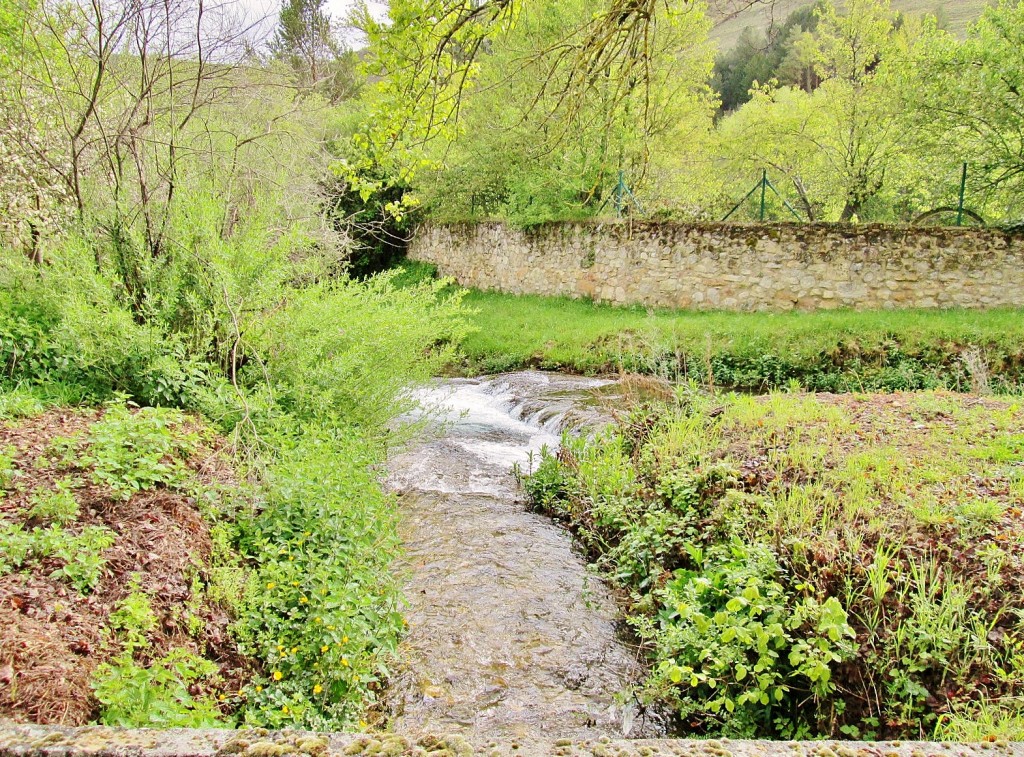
2;723;1022;757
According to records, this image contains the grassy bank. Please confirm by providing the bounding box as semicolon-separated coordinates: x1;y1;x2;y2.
457;288;1024;392
522;389;1024;740
1;252;472;730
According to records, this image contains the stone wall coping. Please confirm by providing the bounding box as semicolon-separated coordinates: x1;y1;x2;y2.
2;723;1022;757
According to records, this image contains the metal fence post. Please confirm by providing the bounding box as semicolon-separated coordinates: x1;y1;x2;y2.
759;169;768;222
956;163;968;227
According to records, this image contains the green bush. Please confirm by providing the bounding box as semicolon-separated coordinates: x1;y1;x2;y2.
250;273;471;430
92;648;226;728
0;522;115;592
642;543;855;738
233;427;403;730
26;479;80;524
82;406;197;498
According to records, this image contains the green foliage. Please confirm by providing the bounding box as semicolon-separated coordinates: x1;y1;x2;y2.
26;479;79;525
232;427;404;730
647;543;855;737
82;406;196;498
108;579;159;654
0;522;115;592
525;391;1024;739
92;649;225;728
250;274;472;429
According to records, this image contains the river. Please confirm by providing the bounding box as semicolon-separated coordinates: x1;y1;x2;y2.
385;372;663;741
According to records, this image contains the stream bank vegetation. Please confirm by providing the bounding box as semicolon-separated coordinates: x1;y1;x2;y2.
4;0;1024;739
392;264;1024;395
523;388;1024;740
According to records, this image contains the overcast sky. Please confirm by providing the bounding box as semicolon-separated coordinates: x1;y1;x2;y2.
236;0;388;49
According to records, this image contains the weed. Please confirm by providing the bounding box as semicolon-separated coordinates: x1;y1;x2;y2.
0;522;115;592
26;478;80;525
108;578;158;654
82;405;196;498
524;390;1024;739
91;648;225;728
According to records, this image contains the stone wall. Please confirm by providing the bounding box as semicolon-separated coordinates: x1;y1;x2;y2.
407;221;1024;311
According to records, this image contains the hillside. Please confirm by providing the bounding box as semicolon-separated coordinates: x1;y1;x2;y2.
708;0;991;49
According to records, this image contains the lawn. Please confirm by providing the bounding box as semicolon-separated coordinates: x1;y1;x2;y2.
456;287;1024;393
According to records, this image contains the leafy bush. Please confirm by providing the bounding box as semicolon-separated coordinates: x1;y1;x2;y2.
233;427;404;730
0;522;115;592
250;274;471;430
82;406;197;498
26;479;79;524
92;648;225;728
642;543;855;738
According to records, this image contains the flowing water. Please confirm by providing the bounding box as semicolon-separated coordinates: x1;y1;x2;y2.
385;372;663;741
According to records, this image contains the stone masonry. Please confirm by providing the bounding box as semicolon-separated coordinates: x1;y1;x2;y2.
407;221;1024;311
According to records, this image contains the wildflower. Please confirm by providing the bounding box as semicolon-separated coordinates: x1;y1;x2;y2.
256;685;263;692
342;657;349;667
277;645;284;652
315;617;323;624
291;646;298;654
359;720;368;728
342;636;349;644
238;690;245;697
273;671;283;681
299;596;308;604
313;684;323;695
282;705;289;714
291;581;299;587
320;645;329;653
266;582;276;590
219;694;227;701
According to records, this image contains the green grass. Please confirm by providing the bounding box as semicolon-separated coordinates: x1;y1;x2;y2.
523;389;1024;740
456;288;1024;393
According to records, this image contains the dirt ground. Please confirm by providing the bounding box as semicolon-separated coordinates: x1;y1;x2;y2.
0;408;254;725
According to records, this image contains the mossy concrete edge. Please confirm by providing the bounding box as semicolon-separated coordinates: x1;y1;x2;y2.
2;723;1022;757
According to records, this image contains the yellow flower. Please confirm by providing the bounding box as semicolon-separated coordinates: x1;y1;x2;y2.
342;636;349;644
299;596;308;604
282;705;289;714
289;556;294;562
219;694;227;701
277;645;284;652
313;684;323;695
327;625;335;631
290;647;298;654
320;645;329;653
273;671;283;681
341;657;349;667
321;588;328;596
315;617;323;624
266;582;276;590
291;581;299;587
359;720;368;728
256;685;263;692
238;690;245;697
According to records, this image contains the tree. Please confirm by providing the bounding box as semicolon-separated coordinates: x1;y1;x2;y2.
271;0;344;91
904;1;1024;220
717;0;931;222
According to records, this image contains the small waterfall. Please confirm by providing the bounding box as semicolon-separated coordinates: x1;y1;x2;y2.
384;372;662;741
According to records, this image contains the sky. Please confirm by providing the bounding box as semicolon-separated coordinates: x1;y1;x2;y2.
236;0;388;49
